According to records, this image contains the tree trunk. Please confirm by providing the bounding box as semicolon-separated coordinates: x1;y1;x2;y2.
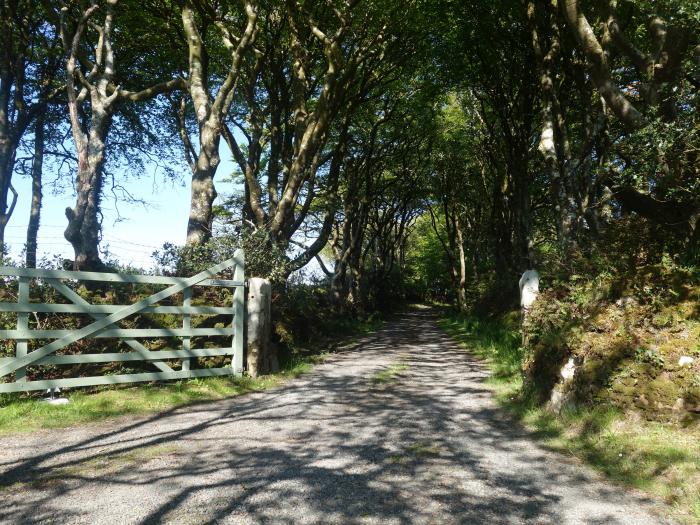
455;214;468;311
26;115;44;268
348;260;363;311
611;184;700;235
331;260;348;303
64;115;111;271
64;165;105;271
0;143;18;253
511;160;532;271
331;200;367;310
53;0;184;267
561;0;644;129
181;2;257;246
530;2;578;253
331;226;349;303
186;138;219;245
59;2;113;271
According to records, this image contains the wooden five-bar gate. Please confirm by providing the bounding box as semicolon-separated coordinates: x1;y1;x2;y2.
0;251;245;393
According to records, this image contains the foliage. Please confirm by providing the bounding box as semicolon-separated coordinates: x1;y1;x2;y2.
519;260;700;415
152;229;290;280
0;4;699;517
439;311;523;380
271;272;385;356
404;213;456;301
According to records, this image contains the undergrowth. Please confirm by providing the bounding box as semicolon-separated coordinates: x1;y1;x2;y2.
439;311;700;524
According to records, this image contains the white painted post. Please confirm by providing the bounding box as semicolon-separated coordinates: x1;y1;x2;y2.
519;269;540;311
519;269;539;346
246;277;272;377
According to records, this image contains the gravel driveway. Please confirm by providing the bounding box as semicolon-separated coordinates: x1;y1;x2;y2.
0;308;670;524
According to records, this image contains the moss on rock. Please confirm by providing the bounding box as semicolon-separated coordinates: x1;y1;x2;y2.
523;264;700;423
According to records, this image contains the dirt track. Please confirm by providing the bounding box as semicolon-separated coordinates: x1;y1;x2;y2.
0;309;669;524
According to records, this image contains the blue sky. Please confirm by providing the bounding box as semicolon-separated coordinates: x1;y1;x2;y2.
4;145;240;270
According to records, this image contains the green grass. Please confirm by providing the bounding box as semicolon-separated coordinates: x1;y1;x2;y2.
439;311;700;524
370;362;409;385
438;312;524;387
0;355;321;436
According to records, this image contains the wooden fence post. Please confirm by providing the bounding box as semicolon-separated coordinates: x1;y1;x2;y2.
246;277;273;377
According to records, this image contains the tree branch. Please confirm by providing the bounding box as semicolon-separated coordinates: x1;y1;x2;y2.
561;0;644;129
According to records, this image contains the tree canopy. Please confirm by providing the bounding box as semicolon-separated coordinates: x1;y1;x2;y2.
0;0;696;311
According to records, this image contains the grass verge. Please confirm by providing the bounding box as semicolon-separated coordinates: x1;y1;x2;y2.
439;311;700;525
0;356;318;436
0;315;385;436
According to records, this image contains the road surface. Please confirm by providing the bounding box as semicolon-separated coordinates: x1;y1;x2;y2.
0;308;669;524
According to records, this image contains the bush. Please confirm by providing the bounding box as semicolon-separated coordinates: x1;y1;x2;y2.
152;230;290;280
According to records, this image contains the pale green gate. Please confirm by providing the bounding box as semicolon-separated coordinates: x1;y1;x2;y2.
0;251;245;393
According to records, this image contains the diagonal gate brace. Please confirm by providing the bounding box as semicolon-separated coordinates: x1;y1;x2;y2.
48;279;174;373
0;255;241;378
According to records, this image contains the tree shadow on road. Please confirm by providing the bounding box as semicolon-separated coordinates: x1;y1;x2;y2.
0;310;662;524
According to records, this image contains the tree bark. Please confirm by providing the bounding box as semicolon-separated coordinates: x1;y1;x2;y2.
186;127;219;245
26;114;44;268
611;184;700;236
49;1;185;267
64;131;109;271
455;213;468;311
530;1;575;251
561;0;644;129
60;3;114;270
181;2;258;245
0;0;27;252
0;148;17;251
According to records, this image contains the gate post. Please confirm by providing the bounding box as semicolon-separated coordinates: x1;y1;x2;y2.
246;277;274;377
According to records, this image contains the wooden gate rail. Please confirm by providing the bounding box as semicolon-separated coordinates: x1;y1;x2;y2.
0;250;245;393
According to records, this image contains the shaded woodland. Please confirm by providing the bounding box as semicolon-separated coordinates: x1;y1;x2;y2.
0;0;698;402
0;0;696;298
